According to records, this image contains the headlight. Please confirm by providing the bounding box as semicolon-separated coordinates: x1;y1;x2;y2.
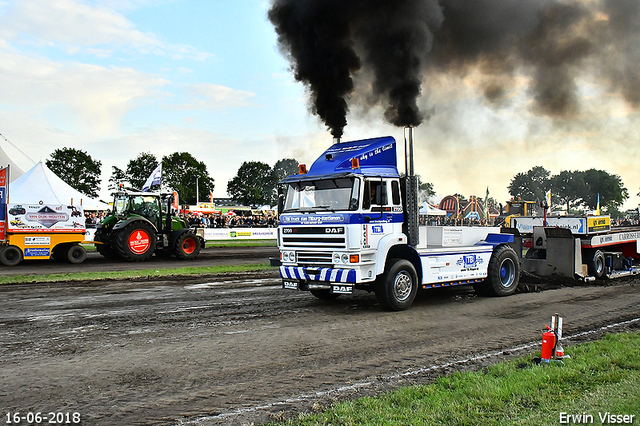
282;251;296;262
341;254;349;264
333;252;341;264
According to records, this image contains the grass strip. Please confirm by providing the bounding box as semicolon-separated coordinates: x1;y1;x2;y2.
0;263;273;285
272;331;640;426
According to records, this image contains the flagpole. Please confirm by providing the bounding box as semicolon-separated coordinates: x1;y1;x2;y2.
196;177;199;205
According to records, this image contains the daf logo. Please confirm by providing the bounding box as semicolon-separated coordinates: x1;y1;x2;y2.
325;227;344;234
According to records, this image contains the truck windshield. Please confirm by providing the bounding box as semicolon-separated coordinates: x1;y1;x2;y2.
283;177;360;212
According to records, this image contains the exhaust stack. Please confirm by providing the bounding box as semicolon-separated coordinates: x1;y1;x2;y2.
404;126;419;247
333;136;341;144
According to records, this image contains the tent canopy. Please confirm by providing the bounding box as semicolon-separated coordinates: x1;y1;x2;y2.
419;202;447;216
0;144;25;182
9;161;110;210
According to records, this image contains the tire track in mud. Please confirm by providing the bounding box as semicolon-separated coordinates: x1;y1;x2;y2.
0;269;639;426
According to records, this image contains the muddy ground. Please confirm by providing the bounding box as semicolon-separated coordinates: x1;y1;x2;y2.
0;247;639;425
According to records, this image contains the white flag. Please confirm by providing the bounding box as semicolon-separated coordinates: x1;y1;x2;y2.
142;164;161;192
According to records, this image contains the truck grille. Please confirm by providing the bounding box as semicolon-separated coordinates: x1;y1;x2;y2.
296;251;334;265
280;226;348;265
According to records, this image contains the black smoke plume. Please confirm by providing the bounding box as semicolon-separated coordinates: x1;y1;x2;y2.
269;0;640;137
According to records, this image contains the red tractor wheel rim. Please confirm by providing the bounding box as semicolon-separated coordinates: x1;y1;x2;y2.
182;237;196;254
128;230;151;254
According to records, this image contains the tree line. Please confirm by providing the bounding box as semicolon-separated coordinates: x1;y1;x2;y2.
507;166;629;214
45;148;630;213
45;147;298;206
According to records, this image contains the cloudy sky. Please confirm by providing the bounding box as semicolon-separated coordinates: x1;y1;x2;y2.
1;0;639;210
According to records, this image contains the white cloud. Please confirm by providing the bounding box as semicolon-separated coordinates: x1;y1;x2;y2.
0;43;169;135
0;0;212;60
178;83;257;110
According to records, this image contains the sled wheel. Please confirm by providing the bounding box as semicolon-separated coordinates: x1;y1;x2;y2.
375;259;418;311
0;245;23;266
482;245;520;296
173;232;202;260
115;222;156;261
310;289;341;300
586;250;605;279
67;244;87;264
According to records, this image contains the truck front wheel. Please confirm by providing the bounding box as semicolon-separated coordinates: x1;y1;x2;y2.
115;222;157;261
376;259;418;311
586;250;605;279
477;245;520;297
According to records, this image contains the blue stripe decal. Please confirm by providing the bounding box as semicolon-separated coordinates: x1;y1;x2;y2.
279;266;357;283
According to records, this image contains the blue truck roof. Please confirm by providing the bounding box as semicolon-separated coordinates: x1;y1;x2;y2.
282;136;400;183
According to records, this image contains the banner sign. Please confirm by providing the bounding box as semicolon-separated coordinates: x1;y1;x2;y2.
0;167;6;240
7;203;85;233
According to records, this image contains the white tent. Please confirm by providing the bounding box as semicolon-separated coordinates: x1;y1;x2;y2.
0;143;25;182
9;161;110;210
419;202;447;216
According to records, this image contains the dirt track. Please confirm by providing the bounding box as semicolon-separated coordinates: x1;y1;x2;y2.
1;247;639;426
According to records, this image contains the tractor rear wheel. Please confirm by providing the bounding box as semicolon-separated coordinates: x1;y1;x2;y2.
173;232;202;260
115;222;156;261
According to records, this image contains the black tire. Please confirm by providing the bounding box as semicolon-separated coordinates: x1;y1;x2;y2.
375;259;418;311
114;222;156;261
173;232;202;260
66;244;87;264
310;289;341;300
586;250;605;279
0;245;23;266
52;244;69;262
94;228;114;258
478;245;520;297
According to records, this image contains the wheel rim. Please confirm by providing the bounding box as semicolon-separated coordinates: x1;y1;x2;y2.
393;270;413;302
128;229;152;254
499;258;516;287
182;237;196;254
595;256;604;275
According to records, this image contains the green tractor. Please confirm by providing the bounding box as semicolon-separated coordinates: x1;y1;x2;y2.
94;189;204;261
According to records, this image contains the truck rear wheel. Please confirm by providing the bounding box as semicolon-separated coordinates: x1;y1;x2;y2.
477;245;520;297
0;245;23;266
67;244;87;264
115;222;156;261
173;232;202;259
376;259;418;311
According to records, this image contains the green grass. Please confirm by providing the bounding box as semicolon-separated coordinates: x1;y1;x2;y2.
0;263;273;285
271;331;640;426
205;239;277;248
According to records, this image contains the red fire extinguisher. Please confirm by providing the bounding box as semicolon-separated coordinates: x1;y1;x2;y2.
541;325;556;361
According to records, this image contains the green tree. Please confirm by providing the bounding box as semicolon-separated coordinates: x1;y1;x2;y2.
227;161;275;206
162;152;215;205
126;152;159;191
508;166;551;201
580;169;628;212
46;147;102;198
272;158;300;183
550;170;584;213
108;166;128;191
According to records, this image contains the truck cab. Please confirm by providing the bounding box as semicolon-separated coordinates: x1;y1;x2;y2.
278;134;521;310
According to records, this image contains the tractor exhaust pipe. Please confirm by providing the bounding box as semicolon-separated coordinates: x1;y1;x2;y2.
333;136;341;144
404;126;419;247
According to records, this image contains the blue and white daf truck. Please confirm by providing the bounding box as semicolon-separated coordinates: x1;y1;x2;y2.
276;128;521;310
